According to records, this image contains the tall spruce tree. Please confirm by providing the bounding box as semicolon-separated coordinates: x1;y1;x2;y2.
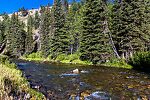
34;11;40;30
80;0;111;63
62;0;69;14
25;15;34;54
0;21;5;46
51;0;69;58
39;7;51;57
6;13;26;56
0;14;10;51
111;0;149;59
64;1;82;54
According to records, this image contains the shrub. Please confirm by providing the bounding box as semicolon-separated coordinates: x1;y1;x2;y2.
56;53;81;62
65;53;81;61
0;55;9;64
56;54;66;61
104;57;132;69
27;52;42;59
128;52;150;69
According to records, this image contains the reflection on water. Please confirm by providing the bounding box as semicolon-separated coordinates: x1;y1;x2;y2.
14;60;150;100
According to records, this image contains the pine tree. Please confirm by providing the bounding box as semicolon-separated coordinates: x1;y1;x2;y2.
0;21;5;46
25;15;34;54
62;0;69;14
39;7;51;57
80;0;111;63
51;0;69;58
0;14;10;48
34;11;40;30
111;0;149;59
145;0;150;50
64;1;82;54
6;13;26;56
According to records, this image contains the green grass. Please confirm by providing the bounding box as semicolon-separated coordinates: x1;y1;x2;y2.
22;52;93;65
103;58;133;69
22;52;133;69
0;55;45;100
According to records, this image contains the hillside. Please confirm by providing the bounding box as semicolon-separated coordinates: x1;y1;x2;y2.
0;8;42;24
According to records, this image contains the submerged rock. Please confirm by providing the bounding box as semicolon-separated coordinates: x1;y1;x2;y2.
80;70;89;74
85;91;111;100
73;69;79;74
59;73;79;77
17;63;28;66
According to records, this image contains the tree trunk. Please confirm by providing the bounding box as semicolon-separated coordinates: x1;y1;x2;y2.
104;20;120;59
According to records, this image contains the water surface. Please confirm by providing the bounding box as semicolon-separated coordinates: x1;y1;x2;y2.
14;60;150;99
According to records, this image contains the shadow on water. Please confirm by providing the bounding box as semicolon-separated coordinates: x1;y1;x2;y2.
13;59;150;100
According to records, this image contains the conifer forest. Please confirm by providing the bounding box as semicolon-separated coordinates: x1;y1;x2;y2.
0;0;149;66
0;0;150;99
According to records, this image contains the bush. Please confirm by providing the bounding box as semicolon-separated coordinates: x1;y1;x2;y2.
105;58;132;69
56;54;66;61
65;53;81;61
27;52;42;58
56;53;81;62
0;55;9;64
128;52;150;69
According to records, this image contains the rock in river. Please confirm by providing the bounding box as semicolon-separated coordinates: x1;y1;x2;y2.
85;91;111;100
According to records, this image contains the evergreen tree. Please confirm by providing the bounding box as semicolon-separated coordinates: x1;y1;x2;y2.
34;11;40;29
0;14;10;48
39;7;51;57
0;21;5;46
80;0;111;63
25;15;34;54
64;1;82;54
6;13;26;56
145;0;150;50
51;0;69;58
111;0;149;59
62;0;69;13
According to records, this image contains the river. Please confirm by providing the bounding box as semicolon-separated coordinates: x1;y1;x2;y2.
14;59;150;100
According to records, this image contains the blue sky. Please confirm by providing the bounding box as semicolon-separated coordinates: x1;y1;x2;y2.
0;0;112;14
0;0;53;14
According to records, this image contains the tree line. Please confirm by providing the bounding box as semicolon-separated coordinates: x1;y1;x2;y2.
0;0;149;64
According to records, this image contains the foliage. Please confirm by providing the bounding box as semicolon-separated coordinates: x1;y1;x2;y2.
25;15;34;54
1;0;150;69
39;6;52;58
34;11;40;29
56;53;80;61
0;54;9;64
23;52;92;65
24;51;43;59
104;58;132;69
0;21;5;45
111;0;150;59
80;0;112;64
128;52;150;69
64;1;82;54
6;13;26;57
0;14;9;50
0;55;45;99
51;0;69;58
53;53;92;65
56;54;66;61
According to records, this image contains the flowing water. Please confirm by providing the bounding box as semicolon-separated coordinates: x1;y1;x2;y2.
14;60;150;100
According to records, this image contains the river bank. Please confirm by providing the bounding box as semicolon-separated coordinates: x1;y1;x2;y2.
20;52;132;69
0;55;45;100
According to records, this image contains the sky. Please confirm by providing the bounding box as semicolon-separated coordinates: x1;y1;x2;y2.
0;0;112;14
0;0;53;14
